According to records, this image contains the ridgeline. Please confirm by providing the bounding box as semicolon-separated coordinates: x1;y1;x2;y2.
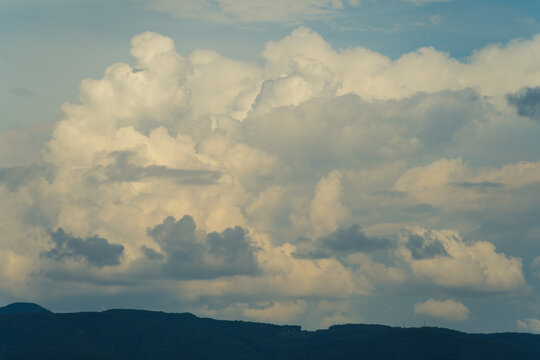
0;303;538;359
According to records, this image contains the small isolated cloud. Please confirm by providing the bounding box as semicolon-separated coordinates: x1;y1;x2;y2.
429;14;444;25
517;318;540;334
243;300;307;323
507;87;540;122
8;87;34;98
43;228;125;267
414;299;469;322
147;215;260;279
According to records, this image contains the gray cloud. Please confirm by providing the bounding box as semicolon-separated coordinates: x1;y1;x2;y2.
8;87;34;98
507;87;540;122
294;225;390;259
104;151;221;185
43;228;125;267
146;215;260;279
451;181;504;193
140;245;165;260
0;165;47;191
321;225;390;252
406;234;449;260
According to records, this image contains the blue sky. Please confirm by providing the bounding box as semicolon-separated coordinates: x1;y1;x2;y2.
1;0;540;333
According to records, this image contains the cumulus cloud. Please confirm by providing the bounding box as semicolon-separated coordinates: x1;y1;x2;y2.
103;151;221;184
414;299;469;322
394;158;540;210
294;224;389;259
507;87;540;122
146;215;260;279
43;228;125;267
517;318;540;334
397;228;525;292
0;27;538;327
405;233;448;260
0;166;47;191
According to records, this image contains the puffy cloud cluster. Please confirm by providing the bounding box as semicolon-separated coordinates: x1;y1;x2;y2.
145;215;260;279
1;28;540;328
397;228;525;292
414;299;469;322
44;228;124;267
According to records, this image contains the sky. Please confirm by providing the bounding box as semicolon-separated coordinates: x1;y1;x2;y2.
1;0;540;333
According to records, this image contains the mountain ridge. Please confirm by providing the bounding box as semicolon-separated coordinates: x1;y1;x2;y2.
0;304;538;359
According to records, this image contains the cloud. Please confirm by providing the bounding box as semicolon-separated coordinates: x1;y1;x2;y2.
397;228;525;292
414;299;469;322
517;318;540;334
404;0;451;5
405;233;449;260
140;245;164;260
8;87;34;98
43;228;125;267
146;215;260;279
138;0;359;23
103;151;221;185
242;300;307;323
1;28;539;328
394;158;540;210
532;256;540;278
294;224;389;258
507;87;540;122
0;166;47;191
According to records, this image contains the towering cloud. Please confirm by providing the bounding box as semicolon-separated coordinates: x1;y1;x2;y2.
0;27;538;329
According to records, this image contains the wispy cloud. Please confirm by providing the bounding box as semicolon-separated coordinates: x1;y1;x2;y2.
404;0;452;5
136;0;360;23
8;87;34;98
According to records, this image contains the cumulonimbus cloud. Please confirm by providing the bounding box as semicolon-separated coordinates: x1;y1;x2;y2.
0;27;538;327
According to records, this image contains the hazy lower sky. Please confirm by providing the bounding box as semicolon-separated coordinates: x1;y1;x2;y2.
1;0;540;333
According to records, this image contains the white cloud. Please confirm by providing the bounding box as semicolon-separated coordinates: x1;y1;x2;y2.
517;318;540;334
394;158;540;210
397;228;525;292
243;300;307;323
0;28;538;326
414;299;469;322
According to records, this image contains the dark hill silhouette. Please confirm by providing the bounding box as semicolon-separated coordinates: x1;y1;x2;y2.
0;302;51;314
0;305;538;359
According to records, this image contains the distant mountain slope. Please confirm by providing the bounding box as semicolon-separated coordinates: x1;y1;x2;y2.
0;302;51;314
0;307;538;359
